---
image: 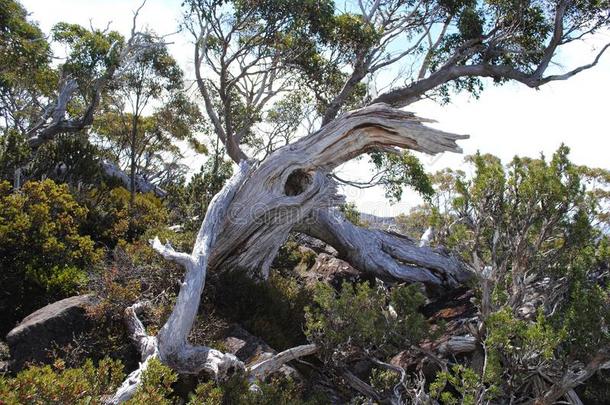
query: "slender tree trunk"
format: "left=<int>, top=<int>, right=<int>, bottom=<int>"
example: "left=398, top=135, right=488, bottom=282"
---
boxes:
left=129, top=112, right=138, bottom=207
left=212, top=135, right=220, bottom=176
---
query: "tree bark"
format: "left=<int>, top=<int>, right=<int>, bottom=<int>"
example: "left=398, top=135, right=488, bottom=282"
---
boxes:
left=296, top=208, right=471, bottom=288
left=207, top=103, right=469, bottom=287
left=129, top=109, right=139, bottom=207
left=110, top=103, right=470, bottom=402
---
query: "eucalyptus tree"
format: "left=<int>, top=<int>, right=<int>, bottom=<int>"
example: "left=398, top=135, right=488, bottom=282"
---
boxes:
left=178, top=0, right=610, bottom=283
left=0, top=0, right=53, bottom=181
left=23, top=17, right=157, bottom=149
left=93, top=43, right=203, bottom=202
left=0, top=0, right=169, bottom=188
left=0, top=0, right=54, bottom=134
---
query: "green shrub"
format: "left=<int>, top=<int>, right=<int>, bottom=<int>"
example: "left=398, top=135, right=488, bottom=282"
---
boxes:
left=273, top=236, right=317, bottom=271
left=0, top=129, right=30, bottom=182
left=215, top=270, right=313, bottom=350
left=0, top=357, right=124, bottom=404
left=0, top=355, right=323, bottom=404
left=0, top=180, right=102, bottom=334
left=339, top=202, right=367, bottom=227
left=189, top=375, right=324, bottom=405
left=430, top=364, right=495, bottom=405
left=84, top=236, right=188, bottom=367
left=28, top=133, right=106, bottom=186
left=129, top=358, right=178, bottom=404
left=82, top=186, right=168, bottom=247
left=305, top=281, right=428, bottom=363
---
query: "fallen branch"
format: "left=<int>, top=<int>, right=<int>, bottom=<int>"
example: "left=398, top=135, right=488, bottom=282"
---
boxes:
left=297, top=208, right=471, bottom=288
left=247, top=344, right=318, bottom=381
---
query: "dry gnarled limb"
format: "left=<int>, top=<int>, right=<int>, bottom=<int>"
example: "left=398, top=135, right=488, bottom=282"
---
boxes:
left=246, top=344, right=318, bottom=382
left=107, top=161, right=252, bottom=404
left=208, top=103, right=470, bottom=287
left=109, top=103, right=469, bottom=402
left=297, top=208, right=470, bottom=287
left=109, top=162, right=319, bottom=403
left=101, top=161, right=167, bottom=197
left=535, top=349, right=610, bottom=405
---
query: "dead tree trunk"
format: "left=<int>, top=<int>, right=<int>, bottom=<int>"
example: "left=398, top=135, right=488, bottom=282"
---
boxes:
left=296, top=208, right=470, bottom=287
left=109, top=161, right=319, bottom=403
left=110, top=104, right=469, bottom=402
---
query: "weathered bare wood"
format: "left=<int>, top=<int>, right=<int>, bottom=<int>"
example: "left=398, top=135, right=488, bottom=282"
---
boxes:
left=296, top=208, right=471, bottom=287
left=247, top=344, right=318, bottom=381
left=209, top=103, right=468, bottom=285
left=107, top=301, right=158, bottom=404
left=419, top=227, right=434, bottom=247
left=343, top=370, right=383, bottom=402
left=534, top=349, right=610, bottom=405
left=101, top=161, right=167, bottom=197
left=125, top=301, right=157, bottom=359
left=108, top=162, right=251, bottom=403
left=109, top=161, right=318, bottom=403
left=437, top=335, right=477, bottom=355
left=153, top=161, right=252, bottom=376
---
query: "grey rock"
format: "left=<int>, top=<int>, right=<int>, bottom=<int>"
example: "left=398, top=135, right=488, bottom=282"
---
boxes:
left=304, top=253, right=361, bottom=288
left=6, top=294, right=98, bottom=372
left=223, top=324, right=301, bottom=380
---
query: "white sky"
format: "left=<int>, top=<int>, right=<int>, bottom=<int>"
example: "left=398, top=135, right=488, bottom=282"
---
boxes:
left=21, top=0, right=610, bottom=216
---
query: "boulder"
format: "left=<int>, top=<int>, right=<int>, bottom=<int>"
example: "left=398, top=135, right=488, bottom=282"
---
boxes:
left=303, top=253, right=362, bottom=288
left=0, top=341, right=8, bottom=373
left=222, top=324, right=301, bottom=380
left=6, top=294, right=98, bottom=372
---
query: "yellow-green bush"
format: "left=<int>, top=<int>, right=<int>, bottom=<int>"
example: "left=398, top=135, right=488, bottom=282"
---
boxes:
left=0, top=180, right=102, bottom=334
left=0, top=356, right=323, bottom=405
left=130, top=358, right=324, bottom=405
left=273, top=236, right=317, bottom=271
left=83, top=186, right=168, bottom=247
left=0, top=358, right=124, bottom=404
